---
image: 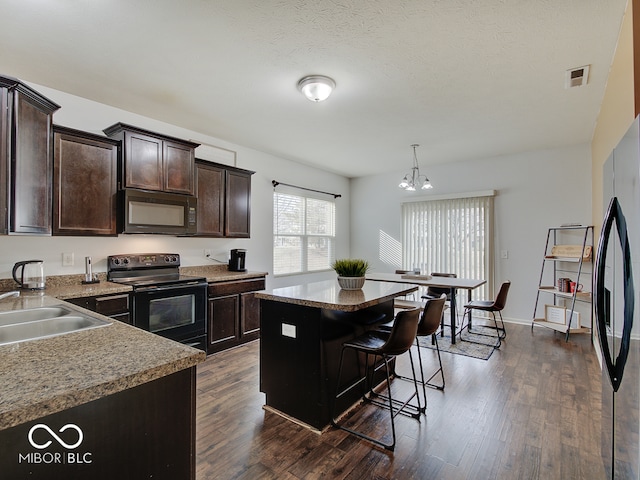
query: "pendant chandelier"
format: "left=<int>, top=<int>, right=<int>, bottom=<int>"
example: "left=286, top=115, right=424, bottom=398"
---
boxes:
left=399, top=144, right=432, bottom=191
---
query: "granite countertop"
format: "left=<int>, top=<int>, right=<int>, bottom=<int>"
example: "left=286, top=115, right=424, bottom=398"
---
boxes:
left=0, top=264, right=268, bottom=431
left=181, top=264, right=268, bottom=283
left=0, top=293, right=206, bottom=430
left=255, top=279, right=417, bottom=312
left=0, top=273, right=131, bottom=300
left=0, top=265, right=268, bottom=300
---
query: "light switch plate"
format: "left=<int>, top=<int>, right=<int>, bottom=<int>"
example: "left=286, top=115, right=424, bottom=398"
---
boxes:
left=281, top=323, right=296, bottom=338
left=62, top=252, right=74, bottom=266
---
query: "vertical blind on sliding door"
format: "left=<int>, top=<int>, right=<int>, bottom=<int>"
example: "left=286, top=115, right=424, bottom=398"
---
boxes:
left=401, top=194, right=494, bottom=299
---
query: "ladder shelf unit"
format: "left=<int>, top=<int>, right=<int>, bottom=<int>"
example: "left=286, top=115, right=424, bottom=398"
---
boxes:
left=531, top=225, right=594, bottom=341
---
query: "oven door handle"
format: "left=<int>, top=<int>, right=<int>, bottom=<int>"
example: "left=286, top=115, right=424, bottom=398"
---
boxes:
left=135, top=281, right=207, bottom=293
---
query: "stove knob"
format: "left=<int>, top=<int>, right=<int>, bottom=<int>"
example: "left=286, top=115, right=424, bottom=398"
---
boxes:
left=122, top=257, right=129, bottom=265
left=112, top=258, right=119, bottom=265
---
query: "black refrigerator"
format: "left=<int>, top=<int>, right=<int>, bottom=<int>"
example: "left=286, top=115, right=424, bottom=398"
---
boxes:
left=595, top=115, right=640, bottom=479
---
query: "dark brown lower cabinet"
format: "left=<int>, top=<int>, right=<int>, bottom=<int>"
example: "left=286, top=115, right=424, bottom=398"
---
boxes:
left=207, top=277, right=265, bottom=354
left=240, top=290, right=261, bottom=337
left=0, top=368, right=196, bottom=480
left=208, top=293, right=239, bottom=351
left=66, top=293, right=130, bottom=324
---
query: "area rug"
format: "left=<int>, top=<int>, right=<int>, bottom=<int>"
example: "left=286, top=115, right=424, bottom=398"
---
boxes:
left=417, top=325, right=498, bottom=360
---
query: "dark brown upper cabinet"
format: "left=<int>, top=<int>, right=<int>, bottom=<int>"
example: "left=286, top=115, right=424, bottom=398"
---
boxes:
left=53, top=125, right=119, bottom=236
left=195, top=160, right=224, bottom=237
left=0, top=75, right=60, bottom=235
left=225, top=167, right=253, bottom=237
left=103, top=123, right=199, bottom=195
left=195, top=159, right=254, bottom=238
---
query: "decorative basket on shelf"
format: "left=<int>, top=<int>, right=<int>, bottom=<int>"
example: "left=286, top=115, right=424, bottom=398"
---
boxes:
left=331, top=259, right=370, bottom=290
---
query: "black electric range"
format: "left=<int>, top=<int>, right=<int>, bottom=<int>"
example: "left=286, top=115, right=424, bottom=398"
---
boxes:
left=107, top=253, right=208, bottom=351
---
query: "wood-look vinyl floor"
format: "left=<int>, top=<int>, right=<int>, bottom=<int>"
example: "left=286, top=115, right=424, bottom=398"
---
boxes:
left=195, top=322, right=605, bottom=479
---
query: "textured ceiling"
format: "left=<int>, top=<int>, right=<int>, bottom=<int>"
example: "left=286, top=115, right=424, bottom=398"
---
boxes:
left=0, top=0, right=629, bottom=177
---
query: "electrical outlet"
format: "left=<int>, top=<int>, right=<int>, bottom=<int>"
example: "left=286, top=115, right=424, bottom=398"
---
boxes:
left=62, top=252, right=74, bottom=266
left=204, top=249, right=212, bottom=258
left=281, top=323, right=297, bottom=338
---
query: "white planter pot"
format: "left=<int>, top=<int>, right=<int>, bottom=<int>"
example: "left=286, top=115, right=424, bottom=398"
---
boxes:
left=337, top=276, right=365, bottom=290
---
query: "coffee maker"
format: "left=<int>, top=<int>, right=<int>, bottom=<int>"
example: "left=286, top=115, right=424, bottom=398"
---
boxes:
left=229, top=249, right=247, bottom=272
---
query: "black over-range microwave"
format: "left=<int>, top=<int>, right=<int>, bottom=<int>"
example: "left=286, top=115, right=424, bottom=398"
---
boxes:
left=122, top=188, right=197, bottom=235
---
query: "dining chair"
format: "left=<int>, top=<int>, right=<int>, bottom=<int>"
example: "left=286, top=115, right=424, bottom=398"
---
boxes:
left=460, top=280, right=511, bottom=348
left=330, top=307, right=421, bottom=451
left=395, top=269, right=420, bottom=303
left=423, top=272, right=457, bottom=300
left=421, top=272, right=457, bottom=331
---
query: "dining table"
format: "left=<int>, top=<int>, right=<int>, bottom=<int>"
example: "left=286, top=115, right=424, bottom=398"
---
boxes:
left=366, top=272, right=487, bottom=344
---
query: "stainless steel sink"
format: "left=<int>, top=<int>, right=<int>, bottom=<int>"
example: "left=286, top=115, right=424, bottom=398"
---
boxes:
left=0, top=306, right=73, bottom=327
left=0, top=305, right=111, bottom=346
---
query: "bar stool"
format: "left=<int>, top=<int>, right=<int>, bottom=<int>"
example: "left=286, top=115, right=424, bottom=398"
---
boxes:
left=330, top=308, right=421, bottom=451
left=378, top=294, right=447, bottom=411
left=412, top=294, right=446, bottom=396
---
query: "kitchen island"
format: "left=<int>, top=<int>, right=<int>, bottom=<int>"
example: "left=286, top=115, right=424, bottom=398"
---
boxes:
left=256, top=279, right=417, bottom=431
left=0, top=292, right=205, bottom=480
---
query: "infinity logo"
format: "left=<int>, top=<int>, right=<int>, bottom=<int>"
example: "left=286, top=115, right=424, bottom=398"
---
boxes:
left=28, top=424, right=83, bottom=450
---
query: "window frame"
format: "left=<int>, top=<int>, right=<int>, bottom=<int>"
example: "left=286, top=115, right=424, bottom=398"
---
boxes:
left=273, top=189, right=336, bottom=277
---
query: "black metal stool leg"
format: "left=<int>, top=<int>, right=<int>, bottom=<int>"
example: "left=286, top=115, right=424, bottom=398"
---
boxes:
left=332, top=350, right=400, bottom=451
left=415, top=339, right=427, bottom=412
left=367, top=351, right=422, bottom=418
left=330, top=308, right=422, bottom=451
left=424, top=334, right=445, bottom=391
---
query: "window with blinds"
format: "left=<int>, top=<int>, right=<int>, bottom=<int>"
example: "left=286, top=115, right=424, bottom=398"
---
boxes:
left=401, top=194, right=494, bottom=299
left=273, top=191, right=336, bottom=276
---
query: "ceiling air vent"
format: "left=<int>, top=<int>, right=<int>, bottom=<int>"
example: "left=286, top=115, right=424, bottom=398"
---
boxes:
left=565, top=65, right=590, bottom=88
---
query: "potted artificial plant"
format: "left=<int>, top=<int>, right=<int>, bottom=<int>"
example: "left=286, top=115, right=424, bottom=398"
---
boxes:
left=331, top=258, right=370, bottom=290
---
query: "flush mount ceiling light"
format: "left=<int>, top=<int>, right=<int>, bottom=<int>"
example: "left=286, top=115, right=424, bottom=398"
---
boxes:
left=399, top=144, right=433, bottom=191
left=297, top=75, right=335, bottom=102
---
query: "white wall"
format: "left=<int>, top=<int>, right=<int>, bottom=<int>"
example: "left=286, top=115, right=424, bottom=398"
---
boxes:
left=0, top=84, right=351, bottom=289
left=350, top=145, right=593, bottom=323
left=0, top=81, right=594, bottom=319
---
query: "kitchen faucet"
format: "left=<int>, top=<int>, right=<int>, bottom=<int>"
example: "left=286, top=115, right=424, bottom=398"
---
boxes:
left=0, top=291, right=20, bottom=301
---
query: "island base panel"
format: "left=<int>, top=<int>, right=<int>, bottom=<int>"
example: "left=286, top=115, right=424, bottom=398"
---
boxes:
left=0, top=367, right=196, bottom=480
left=260, top=299, right=394, bottom=430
